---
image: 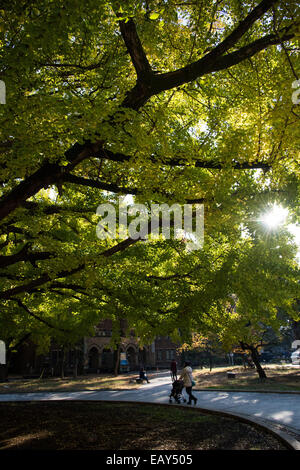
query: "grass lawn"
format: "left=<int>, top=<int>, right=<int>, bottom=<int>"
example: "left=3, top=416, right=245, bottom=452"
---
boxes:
left=0, top=372, right=141, bottom=394
left=193, top=365, right=300, bottom=392
left=1, top=364, right=299, bottom=394
left=0, top=401, right=289, bottom=450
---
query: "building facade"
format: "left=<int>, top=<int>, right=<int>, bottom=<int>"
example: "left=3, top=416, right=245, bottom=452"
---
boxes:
left=83, top=321, right=182, bottom=372
left=7, top=319, right=182, bottom=376
left=83, top=320, right=156, bottom=372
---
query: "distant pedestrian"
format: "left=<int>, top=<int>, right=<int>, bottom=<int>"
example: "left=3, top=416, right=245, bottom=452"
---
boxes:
left=179, top=361, right=197, bottom=405
left=170, top=359, right=177, bottom=381
left=139, top=367, right=150, bottom=383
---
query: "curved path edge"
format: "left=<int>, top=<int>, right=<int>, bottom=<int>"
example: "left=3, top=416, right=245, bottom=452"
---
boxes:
left=102, top=399, right=300, bottom=451
left=1, top=395, right=299, bottom=450
left=195, top=389, right=300, bottom=395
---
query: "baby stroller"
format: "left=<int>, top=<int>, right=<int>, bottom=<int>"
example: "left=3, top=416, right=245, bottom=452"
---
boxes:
left=169, top=379, right=186, bottom=404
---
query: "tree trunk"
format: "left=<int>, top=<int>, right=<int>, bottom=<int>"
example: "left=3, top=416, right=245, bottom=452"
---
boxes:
left=249, top=346, right=267, bottom=379
left=3, top=334, right=31, bottom=380
left=3, top=348, right=12, bottom=380
left=0, top=364, right=7, bottom=381
left=208, top=351, right=212, bottom=371
left=114, top=345, right=121, bottom=376
left=73, top=350, right=78, bottom=379
left=292, top=320, right=300, bottom=340
left=180, top=350, right=186, bottom=367
left=239, top=342, right=267, bottom=379
left=61, top=347, right=65, bottom=379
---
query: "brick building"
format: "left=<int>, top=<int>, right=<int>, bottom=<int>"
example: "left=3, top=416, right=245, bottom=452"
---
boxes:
left=154, top=336, right=181, bottom=368
left=83, top=321, right=181, bottom=372
left=83, top=319, right=156, bottom=372
left=7, top=319, right=182, bottom=376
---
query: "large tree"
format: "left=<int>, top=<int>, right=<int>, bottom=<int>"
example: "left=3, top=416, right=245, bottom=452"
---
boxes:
left=0, top=0, right=299, bottom=358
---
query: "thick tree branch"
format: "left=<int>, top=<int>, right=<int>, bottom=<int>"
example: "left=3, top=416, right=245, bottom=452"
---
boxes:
left=146, top=273, right=192, bottom=282
left=14, top=299, right=71, bottom=332
left=118, top=18, right=152, bottom=79
left=21, top=201, right=97, bottom=214
left=0, top=149, right=270, bottom=224
left=0, top=141, right=103, bottom=221
left=0, top=162, right=61, bottom=222
left=81, top=146, right=271, bottom=170
left=151, top=27, right=295, bottom=93
left=0, top=243, right=30, bottom=268
left=63, top=172, right=205, bottom=203
left=7, top=333, right=32, bottom=354
left=121, top=0, right=279, bottom=107
left=0, top=2, right=294, bottom=222
left=209, top=29, right=296, bottom=74
left=93, top=147, right=271, bottom=170
left=0, top=225, right=26, bottom=236
left=48, top=282, right=88, bottom=295
left=0, top=265, right=85, bottom=300
left=64, top=140, right=103, bottom=169
left=0, top=223, right=152, bottom=298
left=62, top=173, right=139, bottom=195
left=199, top=0, right=278, bottom=61
left=0, top=244, right=52, bottom=268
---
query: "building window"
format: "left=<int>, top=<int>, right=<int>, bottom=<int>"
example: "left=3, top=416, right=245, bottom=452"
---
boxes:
left=95, top=330, right=112, bottom=337
left=166, top=350, right=175, bottom=360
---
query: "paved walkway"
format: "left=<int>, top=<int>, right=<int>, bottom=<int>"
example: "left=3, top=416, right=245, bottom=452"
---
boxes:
left=1, top=371, right=299, bottom=443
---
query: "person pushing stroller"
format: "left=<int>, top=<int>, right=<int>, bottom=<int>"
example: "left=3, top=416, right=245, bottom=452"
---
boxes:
left=169, top=378, right=186, bottom=404
left=179, top=361, right=197, bottom=405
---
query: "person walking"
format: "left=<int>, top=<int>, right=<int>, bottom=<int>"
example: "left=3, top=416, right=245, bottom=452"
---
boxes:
left=179, top=361, right=197, bottom=405
left=170, top=359, right=177, bottom=381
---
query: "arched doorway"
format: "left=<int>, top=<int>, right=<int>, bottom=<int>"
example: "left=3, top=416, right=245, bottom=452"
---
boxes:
left=127, top=346, right=137, bottom=370
left=101, top=348, right=113, bottom=371
left=88, top=347, right=99, bottom=370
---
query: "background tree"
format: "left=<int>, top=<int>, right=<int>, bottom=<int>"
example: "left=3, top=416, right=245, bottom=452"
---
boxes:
left=178, top=332, right=224, bottom=370
left=207, top=228, right=300, bottom=378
